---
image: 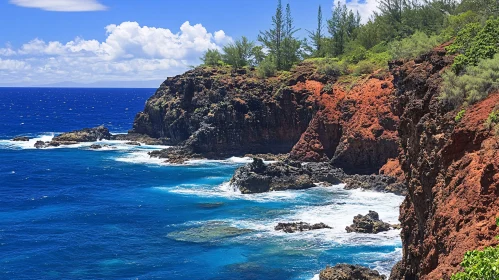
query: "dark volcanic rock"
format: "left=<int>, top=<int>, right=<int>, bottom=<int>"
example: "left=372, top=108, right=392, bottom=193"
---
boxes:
left=230, top=158, right=342, bottom=194
left=319, top=264, right=386, bottom=280
left=345, top=211, right=391, bottom=234
left=275, top=222, right=331, bottom=233
left=343, top=174, right=406, bottom=196
left=130, top=63, right=333, bottom=158
left=52, top=125, right=111, bottom=142
left=89, top=144, right=103, bottom=149
left=230, top=159, right=404, bottom=195
left=34, top=140, right=46, bottom=149
left=148, top=146, right=203, bottom=164
left=125, top=141, right=141, bottom=146
left=12, top=136, right=29, bottom=141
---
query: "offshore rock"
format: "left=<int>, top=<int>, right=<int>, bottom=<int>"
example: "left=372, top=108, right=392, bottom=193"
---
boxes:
left=52, top=125, right=111, bottom=142
left=230, top=159, right=404, bottom=195
left=12, top=136, right=29, bottom=141
left=345, top=211, right=392, bottom=234
left=319, top=264, right=386, bottom=280
left=275, top=222, right=331, bottom=233
left=230, top=158, right=342, bottom=194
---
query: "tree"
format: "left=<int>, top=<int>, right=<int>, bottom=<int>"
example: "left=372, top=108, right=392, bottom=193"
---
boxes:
left=327, top=2, right=361, bottom=56
left=222, top=36, right=255, bottom=68
left=307, top=5, right=325, bottom=57
left=281, top=3, right=301, bottom=70
left=201, top=49, right=223, bottom=66
left=258, top=0, right=284, bottom=70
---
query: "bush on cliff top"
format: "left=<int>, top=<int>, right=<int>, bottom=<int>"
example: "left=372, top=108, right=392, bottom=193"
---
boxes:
left=447, top=17, right=499, bottom=73
left=389, top=31, right=442, bottom=60
left=440, top=54, right=499, bottom=107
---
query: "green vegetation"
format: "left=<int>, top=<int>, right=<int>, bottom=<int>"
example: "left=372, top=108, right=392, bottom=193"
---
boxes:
left=440, top=54, right=499, bottom=107
left=447, top=17, right=499, bottom=73
left=451, top=218, right=499, bottom=279
left=199, top=0, right=499, bottom=92
left=455, top=109, right=466, bottom=122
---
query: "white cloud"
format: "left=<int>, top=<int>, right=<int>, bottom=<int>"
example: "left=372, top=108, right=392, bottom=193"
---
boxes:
left=10, top=0, right=107, bottom=12
left=336, top=0, right=379, bottom=24
left=0, top=21, right=232, bottom=86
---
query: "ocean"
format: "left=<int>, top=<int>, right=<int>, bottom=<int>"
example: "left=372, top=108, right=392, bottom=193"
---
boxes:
left=0, top=87, right=403, bottom=279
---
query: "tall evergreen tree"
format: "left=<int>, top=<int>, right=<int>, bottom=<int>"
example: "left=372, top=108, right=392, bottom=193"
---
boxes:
left=307, top=5, right=324, bottom=57
left=281, top=3, right=301, bottom=70
left=258, top=0, right=284, bottom=70
left=328, top=2, right=361, bottom=56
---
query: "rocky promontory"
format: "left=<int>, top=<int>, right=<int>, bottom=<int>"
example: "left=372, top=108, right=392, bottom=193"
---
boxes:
left=130, top=62, right=400, bottom=175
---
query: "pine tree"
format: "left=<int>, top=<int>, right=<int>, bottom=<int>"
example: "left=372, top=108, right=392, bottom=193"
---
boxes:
left=281, top=3, right=301, bottom=70
left=258, top=0, right=284, bottom=70
left=307, top=5, right=324, bottom=57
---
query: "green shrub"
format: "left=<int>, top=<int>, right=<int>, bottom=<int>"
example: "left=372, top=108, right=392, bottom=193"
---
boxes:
left=455, top=109, right=466, bottom=122
left=312, top=57, right=349, bottom=76
left=389, top=31, right=442, bottom=60
left=440, top=54, right=499, bottom=107
left=353, top=60, right=376, bottom=76
left=451, top=219, right=499, bottom=280
left=257, top=57, right=277, bottom=78
left=447, top=18, right=499, bottom=73
left=485, top=108, right=499, bottom=129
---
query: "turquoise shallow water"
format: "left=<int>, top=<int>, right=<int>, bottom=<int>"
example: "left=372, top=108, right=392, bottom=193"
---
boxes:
left=0, top=88, right=403, bottom=279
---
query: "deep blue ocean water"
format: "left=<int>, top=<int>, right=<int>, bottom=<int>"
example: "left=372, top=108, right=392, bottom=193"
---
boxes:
left=0, top=87, right=403, bottom=279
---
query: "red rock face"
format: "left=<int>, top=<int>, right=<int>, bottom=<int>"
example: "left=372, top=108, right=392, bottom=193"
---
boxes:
left=390, top=45, right=499, bottom=279
left=290, top=74, right=400, bottom=174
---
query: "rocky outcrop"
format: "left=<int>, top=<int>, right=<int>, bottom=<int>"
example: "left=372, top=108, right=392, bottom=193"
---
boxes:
left=111, top=133, right=169, bottom=145
left=289, top=74, right=400, bottom=174
left=230, top=159, right=405, bottom=195
left=52, top=125, right=111, bottom=142
left=389, top=45, right=499, bottom=279
left=275, top=222, right=331, bottom=233
left=230, top=158, right=344, bottom=193
left=345, top=211, right=392, bottom=234
left=130, top=63, right=400, bottom=174
left=343, top=174, right=406, bottom=196
left=12, top=136, right=29, bottom=141
left=131, top=64, right=329, bottom=158
left=319, top=264, right=386, bottom=280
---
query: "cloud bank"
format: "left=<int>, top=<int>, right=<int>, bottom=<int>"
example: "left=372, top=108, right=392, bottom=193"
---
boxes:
left=10, top=0, right=107, bottom=12
left=0, top=21, right=231, bottom=87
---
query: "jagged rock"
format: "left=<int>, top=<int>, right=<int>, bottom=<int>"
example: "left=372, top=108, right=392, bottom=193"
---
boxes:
left=319, top=264, right=386, bottom=280
left=34, top=140, right=46, bottom=149
left=52, top=125, right=111, bottom=143
left=275, top=222, right=331, bottom=233
left=345, top=211, right=391, bottom=234
left=230, top=159, right=404, bottom=195
left=12, top=136, right=29, bottom=141
left=125, top=141, right=141, bottom=146
left=230, top=158, right=342, bottom=194
left=89, top=144, right=103, bottom=149
left=343, top=174, right=407, bottom=196
left=130, top=64, right=328, bottom=159
left=389, top=45, right=499, bottom=279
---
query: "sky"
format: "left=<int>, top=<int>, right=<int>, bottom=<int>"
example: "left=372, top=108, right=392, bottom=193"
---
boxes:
left=0, top=0, right=378, bottom=88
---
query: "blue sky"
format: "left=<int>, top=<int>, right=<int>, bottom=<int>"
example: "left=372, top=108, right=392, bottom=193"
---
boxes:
left=0, top=0, right=377, bottom=87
